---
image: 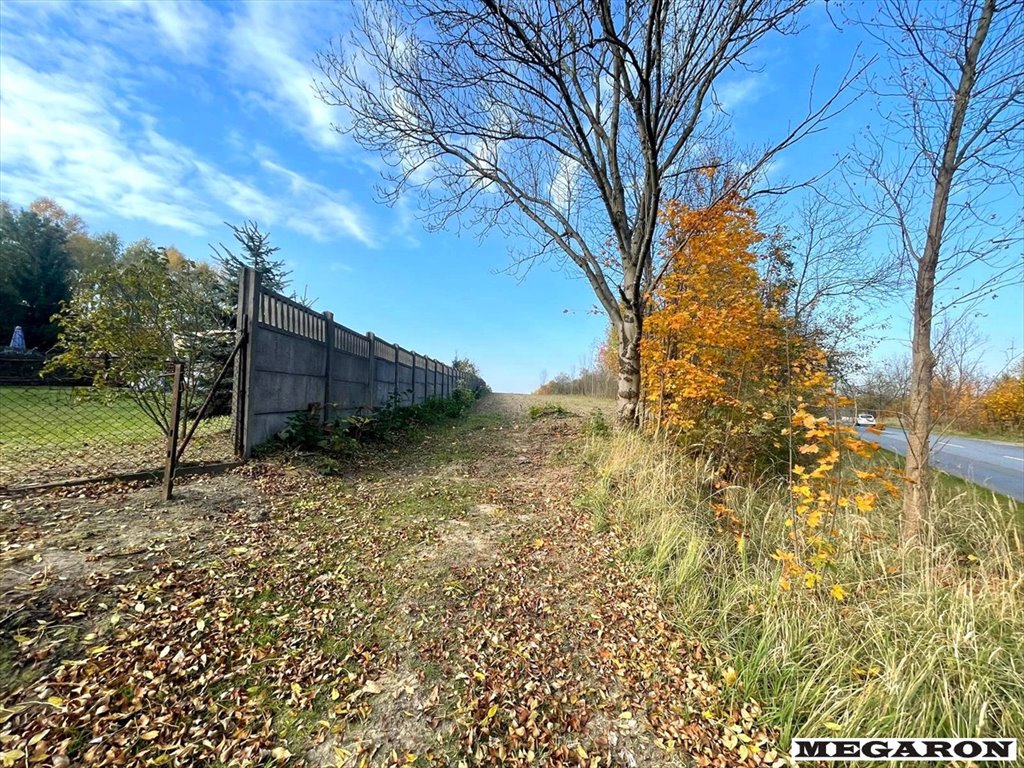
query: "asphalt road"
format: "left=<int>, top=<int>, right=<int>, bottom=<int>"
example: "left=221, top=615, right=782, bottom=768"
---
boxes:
left=857, top=427, right=1024, bottom=501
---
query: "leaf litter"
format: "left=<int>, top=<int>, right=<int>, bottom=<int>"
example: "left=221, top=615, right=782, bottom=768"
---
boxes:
left=1, top=394, right=785, bottom=767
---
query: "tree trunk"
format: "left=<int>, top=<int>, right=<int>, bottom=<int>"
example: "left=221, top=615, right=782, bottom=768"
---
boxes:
left=903, top=300, right=935, bottom=541
left=616, top=309, right=642, bottom=427
left=900, top=0, right=993, bottom=541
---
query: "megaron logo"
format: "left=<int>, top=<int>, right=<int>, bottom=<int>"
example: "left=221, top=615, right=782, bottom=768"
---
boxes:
left=792, top=738, right=1017, bottom=762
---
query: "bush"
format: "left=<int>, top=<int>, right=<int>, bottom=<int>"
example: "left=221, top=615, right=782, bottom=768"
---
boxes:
left=584, top=408, right=611, bottom=437
left=528, top=402, right=571, bottom=420
left=276, top=386, right=481, bottom=455
left=278, top=408, right=323, bottom=451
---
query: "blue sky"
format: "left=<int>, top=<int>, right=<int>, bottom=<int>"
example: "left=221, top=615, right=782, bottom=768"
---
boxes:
left=1, top=1, right=1021, bottom=392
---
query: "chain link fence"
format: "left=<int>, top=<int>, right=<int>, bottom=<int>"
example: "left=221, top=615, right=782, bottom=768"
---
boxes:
left=0, top=352, right=235, bottom=492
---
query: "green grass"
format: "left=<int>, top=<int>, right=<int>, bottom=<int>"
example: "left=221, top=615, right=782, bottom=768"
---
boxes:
left=0, top=386, right=232, bottom=486
left=578, top=429, right=1024, bottom=747
left=0, top=386, right=161, bottom=447
left=870, top=446, right=1023, bottom=517
left=528, top=402, right=572, bottom=419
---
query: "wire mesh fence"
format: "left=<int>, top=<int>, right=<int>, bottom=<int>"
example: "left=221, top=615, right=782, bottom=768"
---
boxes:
left=0, top=354, right=236, bottom=492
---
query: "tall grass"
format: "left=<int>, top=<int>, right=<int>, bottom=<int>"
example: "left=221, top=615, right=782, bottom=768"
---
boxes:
left=581, top=431, right=1024, bottom=745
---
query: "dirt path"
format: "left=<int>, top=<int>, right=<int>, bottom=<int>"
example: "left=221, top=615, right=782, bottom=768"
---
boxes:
left=1, top=394, right=775, bottom=767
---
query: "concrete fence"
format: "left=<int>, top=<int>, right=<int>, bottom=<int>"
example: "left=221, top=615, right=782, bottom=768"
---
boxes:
left=233, top=268, right=473, bottom=456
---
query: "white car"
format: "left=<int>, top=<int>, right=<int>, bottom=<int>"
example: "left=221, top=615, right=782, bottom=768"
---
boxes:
left=855, top=413, right=877, bottom=427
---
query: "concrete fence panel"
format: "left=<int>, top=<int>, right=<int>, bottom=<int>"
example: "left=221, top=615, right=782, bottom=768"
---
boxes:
left=236, top=268, right=473, bottom=456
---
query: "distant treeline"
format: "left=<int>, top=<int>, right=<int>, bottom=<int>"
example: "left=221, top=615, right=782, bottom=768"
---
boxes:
left=535, top=332, right=617, bottom=398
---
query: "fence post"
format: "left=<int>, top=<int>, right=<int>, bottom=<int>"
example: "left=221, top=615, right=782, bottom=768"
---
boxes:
left=393, top=343, right=401, bottom=405
left=162, top=362, right=185, bottom=501
left=323, top=311, right=334, bottom=423
left=232, top=268, right=248, bottom=457
left=240, top=269, right=261, bottom=458
left=366, top=332, right=376, bottom=413
left=411, top=353, right=417, bottom=405
left=432, top=360, right=438, bottom=399
left=233, top=267, right=261, bottom=459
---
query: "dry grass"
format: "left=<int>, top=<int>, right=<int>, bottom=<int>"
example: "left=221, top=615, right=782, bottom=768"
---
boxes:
left=579, top=429, right=1024, bottom=745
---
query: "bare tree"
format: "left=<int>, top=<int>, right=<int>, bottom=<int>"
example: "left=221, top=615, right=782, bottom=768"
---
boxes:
left=853, top=353, right=912, bottom=418
left=772, top=186, right=899, bottom=378
left=315, top=0, right=860, bottom=425
left=850, top=0, right=1023, bottom=539
left=930, top=316, right=989, bottom=434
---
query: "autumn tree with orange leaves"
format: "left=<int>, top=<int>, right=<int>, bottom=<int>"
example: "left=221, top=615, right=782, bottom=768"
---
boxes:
left=645, top=192, right=899, bottom=596
left=641, top=192, right=811, bottom=476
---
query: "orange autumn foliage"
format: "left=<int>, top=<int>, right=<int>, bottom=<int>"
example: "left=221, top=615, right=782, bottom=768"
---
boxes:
left=641, top=192, right=802, bottom=475
left=643, top=191, right=900, bottom=598
left=642, top=194, right=774, bottom=417
left=980, top=365, right=1024, bottom=432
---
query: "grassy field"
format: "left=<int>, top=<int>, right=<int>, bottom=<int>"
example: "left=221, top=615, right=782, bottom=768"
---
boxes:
left=577, top=417, right=1023, bottom=746
left=0, top=386, right=231, bottom=487
left=0, top=386, right=163, bottom=447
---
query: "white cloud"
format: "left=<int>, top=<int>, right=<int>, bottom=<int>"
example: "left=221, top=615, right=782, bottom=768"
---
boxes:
left=714, top=75, right=761, bottom=113
left=0, top=55, right=210, bottom=233
left=260, top=161, right=375, bottom=247
left=226, top=1, right=349, bottom=151
left=549, top=155, right=581, bottom=214
left=0, top=0, right=381, bottom=251
left=143, top=0, right=217, bottom=60
left=0, top=49, right=374, bottom=245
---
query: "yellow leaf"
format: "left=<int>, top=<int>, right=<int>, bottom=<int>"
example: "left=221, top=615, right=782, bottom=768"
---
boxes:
left=271, top=747, right=292, bottom=761
left=196, top=618, right=206, bottom=631
left=824, top=721, right=843, bottom=731
left=576, top=745, right=589, bottom=760
left=619, top=710, right=633, bottom=719
left=1, top=750, right=25, bottom=767
left=141, top=730, right=159, bottom=740
left=854, top=493, right=876, bottom=512
left=830, top=584, right=847, bottom=601
left=761, top=411, right=775, bottom=420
